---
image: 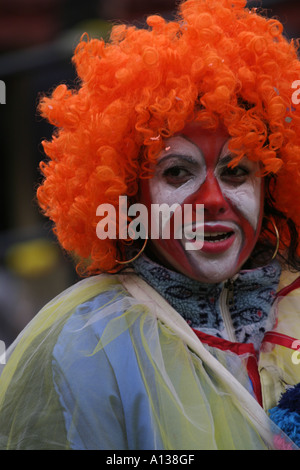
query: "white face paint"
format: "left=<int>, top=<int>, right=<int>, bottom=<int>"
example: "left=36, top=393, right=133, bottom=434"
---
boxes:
left=140, top=124, right=264, bottom=283
left=217, top=143, right=262, bottom=232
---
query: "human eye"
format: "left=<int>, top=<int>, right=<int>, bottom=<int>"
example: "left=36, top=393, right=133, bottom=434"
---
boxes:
left=162, top=164, right=193, bottom=187
left=220, top=164, right=250, bottom=185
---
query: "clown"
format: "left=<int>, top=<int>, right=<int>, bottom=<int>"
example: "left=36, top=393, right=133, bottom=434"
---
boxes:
left=0, top=0, right=300, bottom=450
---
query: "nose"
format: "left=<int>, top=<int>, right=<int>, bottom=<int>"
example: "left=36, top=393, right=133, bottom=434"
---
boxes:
left=192, top=172, right=229, bottom=217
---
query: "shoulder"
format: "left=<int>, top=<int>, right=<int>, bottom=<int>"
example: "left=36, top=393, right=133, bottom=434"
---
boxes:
left=2, top=273, right=127, bottom=365
left=53, top=274, right=138, bottom=362
left=0, top=273, right=157, bottom=449
left=51, top=274, right=158, bottom=449
left=275, top=268, right=300, bottom=331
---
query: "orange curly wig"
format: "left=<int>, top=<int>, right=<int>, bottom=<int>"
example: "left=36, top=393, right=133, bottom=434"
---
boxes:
left=37, top=0, right=300, bottom=275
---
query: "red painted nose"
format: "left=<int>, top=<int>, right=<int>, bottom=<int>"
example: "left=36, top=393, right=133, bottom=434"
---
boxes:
left=190, top=172, right=230, bottom=217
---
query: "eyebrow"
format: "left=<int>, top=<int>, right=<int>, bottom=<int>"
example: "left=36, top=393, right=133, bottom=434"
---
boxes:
left=156, top=153, right=201, bottom=167
left=217, top=154, right=234, bottom=168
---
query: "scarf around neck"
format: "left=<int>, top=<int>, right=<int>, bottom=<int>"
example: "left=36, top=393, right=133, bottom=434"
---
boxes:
left=132, top=254, right=281, bottom=351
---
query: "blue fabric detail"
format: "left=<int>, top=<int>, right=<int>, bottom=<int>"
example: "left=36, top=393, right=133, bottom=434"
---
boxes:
left=133, top=255, right=281, bottom=350
left=276, top=383, right=300, bottom=413
left=269, top=405, right=300, bottom=447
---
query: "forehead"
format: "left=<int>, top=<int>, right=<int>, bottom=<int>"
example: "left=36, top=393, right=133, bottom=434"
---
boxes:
left=180, top=123, right=229, bottom=155
left=158, top=123, right=230, bottom=165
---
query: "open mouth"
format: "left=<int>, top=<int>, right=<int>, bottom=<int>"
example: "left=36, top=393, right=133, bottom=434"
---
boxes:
left=182, top=223, right=236, bottom=253
left=204, top=231, right=234, bottom=243
left=199, top=226, right=236, bottom=253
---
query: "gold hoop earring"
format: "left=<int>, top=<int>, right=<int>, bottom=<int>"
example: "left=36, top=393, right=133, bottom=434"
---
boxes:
left=264, top=216, right=280, bottom=260
left=115, top=237, right=148, bottom=265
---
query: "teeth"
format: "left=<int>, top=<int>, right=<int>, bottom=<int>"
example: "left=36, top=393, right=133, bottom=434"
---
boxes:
left=204, top=231, right=232, bottom=242
left=205, top=232, right=228, bottom=237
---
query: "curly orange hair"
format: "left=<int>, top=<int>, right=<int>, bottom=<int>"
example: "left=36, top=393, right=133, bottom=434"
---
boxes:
left=37, top=0, right=300, bottom=275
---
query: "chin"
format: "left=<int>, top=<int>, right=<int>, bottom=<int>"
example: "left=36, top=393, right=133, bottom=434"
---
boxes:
left=151, top=239, right=244, bottom=284
left=167, top=254, right=238, bottom=283
left=182, top=235, right=248, bottom=283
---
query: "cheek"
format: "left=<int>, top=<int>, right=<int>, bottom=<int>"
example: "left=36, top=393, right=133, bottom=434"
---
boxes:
left=222, top=179, right=264, bottom=265
left=150, top=179, right=204, bottom=208
left=139, top=179, right=193, bottom=264
left=221, top=178, right=263, bottom=231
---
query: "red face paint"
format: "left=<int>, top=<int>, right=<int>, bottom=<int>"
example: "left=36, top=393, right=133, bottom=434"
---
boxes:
left=140, top=122, right=264, bottom=283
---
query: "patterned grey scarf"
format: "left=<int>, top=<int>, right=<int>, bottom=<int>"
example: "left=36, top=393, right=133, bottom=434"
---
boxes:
left=132, top=254, right=281, bottom=351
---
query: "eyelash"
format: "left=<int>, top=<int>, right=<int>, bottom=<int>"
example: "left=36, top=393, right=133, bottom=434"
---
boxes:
left=220, top=165, right=250, bottom=182
left=161, top=156, right=252, bottom=192
left=162, top=166, right=193, bottom=186
left=163, top=163, right=249, bottom=180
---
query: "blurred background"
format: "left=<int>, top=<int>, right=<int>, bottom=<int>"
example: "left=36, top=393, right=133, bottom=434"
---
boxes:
left=0, top=0, right=299, bottom=347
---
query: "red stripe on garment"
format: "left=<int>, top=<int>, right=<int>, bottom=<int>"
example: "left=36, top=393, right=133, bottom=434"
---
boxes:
left=192, top=328, right=262, bottom=406
left=192, top=328, right=256, bottom=355
left=276, top=275, right=300, bottom=298
left=189, top=277, right=300, bottom=408
left=263, top=331, right=300, bottom=350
